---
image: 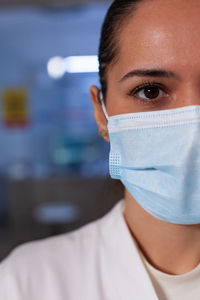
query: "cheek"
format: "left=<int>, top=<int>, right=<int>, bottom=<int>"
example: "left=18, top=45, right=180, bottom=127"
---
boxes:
left=105, top=65, right=136, bottom=115
left=105, top=70, right=152, bottom=116
left=105, top=82, right=141, bottom=117
left=105, top=79, right=127, bottom=116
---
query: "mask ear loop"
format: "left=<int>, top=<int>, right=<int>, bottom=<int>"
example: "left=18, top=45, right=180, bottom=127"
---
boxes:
left=99, top=91, right=109, bottom=121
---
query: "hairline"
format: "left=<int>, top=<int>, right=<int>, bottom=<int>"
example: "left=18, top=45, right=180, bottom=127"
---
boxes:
left=100, top=0, right=147, bottom=101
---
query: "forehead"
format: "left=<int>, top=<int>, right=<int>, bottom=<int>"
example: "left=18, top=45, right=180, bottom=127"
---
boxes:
left=113, top=0, right=200, bottom=76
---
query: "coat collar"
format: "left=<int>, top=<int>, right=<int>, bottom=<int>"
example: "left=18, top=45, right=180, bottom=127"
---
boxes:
left=100, top=200, right=159, bottom=300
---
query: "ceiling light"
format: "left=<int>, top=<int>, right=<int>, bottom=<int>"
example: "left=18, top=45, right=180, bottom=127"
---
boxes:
left=47, top=55, right=99, bottom=79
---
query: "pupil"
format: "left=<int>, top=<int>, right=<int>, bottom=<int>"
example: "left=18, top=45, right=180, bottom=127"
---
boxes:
left=144, top=86, right=159, bottom=99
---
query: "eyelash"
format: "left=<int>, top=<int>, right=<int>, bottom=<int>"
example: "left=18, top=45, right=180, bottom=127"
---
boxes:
left=127, top=81, right=168, bottom=104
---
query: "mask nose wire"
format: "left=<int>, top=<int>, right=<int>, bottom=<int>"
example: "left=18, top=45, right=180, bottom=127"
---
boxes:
left=99, top=91, right=109, bottom=121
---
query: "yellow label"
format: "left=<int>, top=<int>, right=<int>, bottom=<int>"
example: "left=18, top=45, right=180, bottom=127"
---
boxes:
left=3, top=88, right=29, bottom=127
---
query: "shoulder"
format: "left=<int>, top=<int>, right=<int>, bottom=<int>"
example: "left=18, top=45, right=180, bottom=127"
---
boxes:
left=0, top=200, right=130, bottom=300
left=2, top=200, right=124, bottom=262
left=0, top=200, right=124, bottom=287
left=0, top=218, right=101, bottom=273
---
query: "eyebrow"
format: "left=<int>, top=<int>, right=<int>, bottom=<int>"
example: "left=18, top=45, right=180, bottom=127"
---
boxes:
left=119, top=69, right=180, bottom=82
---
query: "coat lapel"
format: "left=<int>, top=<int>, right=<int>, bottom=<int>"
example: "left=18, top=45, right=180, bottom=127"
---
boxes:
left=100, top=200, right=159, bottom=300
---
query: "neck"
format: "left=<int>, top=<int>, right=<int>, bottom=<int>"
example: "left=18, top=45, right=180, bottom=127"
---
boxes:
left=124, top=189, right=200, bottom=275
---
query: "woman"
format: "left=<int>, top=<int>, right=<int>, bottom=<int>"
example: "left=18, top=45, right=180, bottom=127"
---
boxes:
left=1, top=0, right=200, bottom=299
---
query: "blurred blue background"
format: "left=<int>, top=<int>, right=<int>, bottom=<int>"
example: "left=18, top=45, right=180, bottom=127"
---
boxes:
left=0, top=0, right=124, bottom=261
left=0, top=3, right=110, bottom=179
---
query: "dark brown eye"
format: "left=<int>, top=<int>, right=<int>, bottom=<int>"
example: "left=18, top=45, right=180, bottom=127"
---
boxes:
left=135, top=85, right=165, bottom=100
left=143, top=86, right=160, bottom=99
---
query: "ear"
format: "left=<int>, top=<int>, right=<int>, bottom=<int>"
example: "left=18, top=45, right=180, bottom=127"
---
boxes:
left=90, top=85, right=110, bottom=142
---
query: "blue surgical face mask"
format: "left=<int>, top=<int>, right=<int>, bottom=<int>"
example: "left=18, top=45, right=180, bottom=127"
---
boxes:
left=100, top=92, right=200, bottom=224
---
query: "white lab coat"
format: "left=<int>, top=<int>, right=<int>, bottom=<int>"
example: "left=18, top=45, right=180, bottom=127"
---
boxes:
left=0, top=199, right=158, bottom=300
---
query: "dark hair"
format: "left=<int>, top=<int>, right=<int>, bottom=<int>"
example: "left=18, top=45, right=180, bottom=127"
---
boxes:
left=99, top=0, right=145, bottom=99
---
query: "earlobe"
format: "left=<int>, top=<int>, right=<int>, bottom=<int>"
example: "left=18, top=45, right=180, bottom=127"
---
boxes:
left=98, top=129, right=110, bottom=142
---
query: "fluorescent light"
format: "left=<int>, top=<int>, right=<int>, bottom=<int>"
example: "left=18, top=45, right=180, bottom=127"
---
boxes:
left=64, top=56, right=99, bottom=73
left=47, top=56, right=66, bottom=79
left=47, top=55, right=99, bottom=78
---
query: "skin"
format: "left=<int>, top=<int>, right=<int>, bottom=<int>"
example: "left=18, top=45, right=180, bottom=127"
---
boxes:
left=90, top=0, right=200, bottom=275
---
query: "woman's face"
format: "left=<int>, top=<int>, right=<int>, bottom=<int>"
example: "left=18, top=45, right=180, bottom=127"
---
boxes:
left=90, top=0, right=200, bottom=132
